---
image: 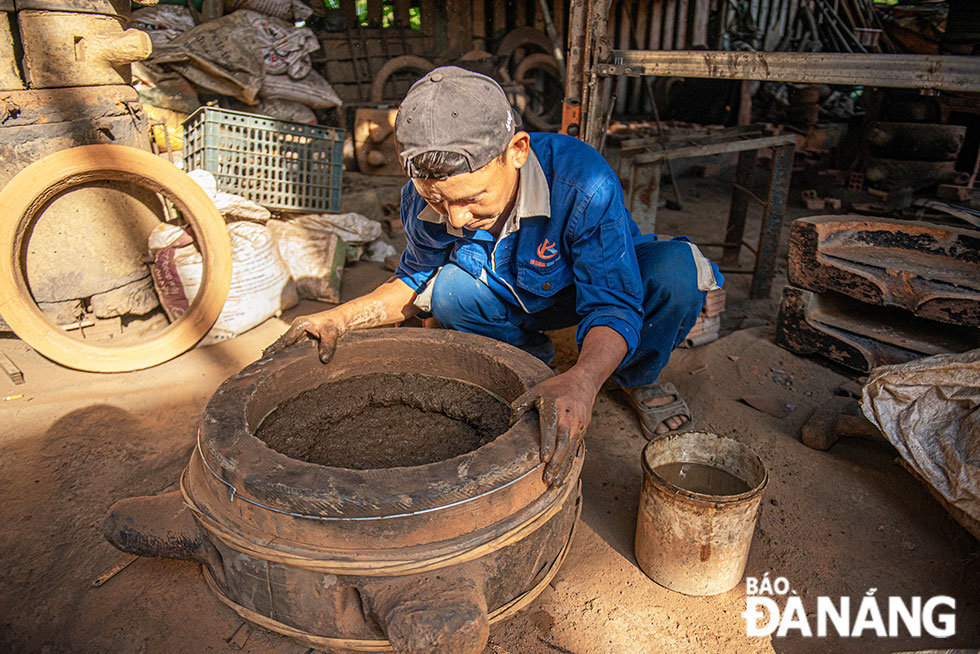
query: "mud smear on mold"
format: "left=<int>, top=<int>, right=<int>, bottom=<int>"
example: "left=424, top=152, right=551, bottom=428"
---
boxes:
left=255, top=373, right=511, bottom=469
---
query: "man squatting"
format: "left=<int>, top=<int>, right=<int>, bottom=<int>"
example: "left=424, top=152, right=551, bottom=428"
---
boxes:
left=266, top=66, right=723, bottom=487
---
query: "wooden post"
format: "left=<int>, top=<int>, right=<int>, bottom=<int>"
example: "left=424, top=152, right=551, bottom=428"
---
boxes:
left=394, top=0, right=411, bottom=28
left=473, top=0, right=486, bottom=49
left=341, top=0, right=358, bottom=26
left=446, top=0, right=472, bottom=55
left=615, top=0, right=629, bottom=114
left=692, top=0, right=709, bottom=47
left=662, top=0, right=676, bottom=51
left=553, top=0, right=565, bottom=45
left=493, top=0, right=507, bottom=38
left=366, top=0, right=383, bottom=27
left=630, top=1, right=650, bottom=114
left=738, top=79, right=753, bottom=125
left=675, top=0, right=689, bottom=48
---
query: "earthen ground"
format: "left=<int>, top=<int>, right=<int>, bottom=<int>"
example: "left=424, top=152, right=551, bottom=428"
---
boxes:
left=1, top=164, right=978, bottom=654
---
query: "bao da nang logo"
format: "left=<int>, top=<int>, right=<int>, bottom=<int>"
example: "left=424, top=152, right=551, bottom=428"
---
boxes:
left=742, top=574, right=956, bottom=638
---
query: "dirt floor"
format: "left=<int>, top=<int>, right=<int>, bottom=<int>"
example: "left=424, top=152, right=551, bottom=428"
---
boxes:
left=1, top=159, right=978, bottom=654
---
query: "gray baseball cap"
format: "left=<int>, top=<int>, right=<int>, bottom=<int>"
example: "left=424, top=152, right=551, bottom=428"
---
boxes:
left=395, top=65, right=522, bottom=177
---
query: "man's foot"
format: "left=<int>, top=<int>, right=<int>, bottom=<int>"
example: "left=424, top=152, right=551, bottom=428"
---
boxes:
left=622, top=382, right=692, bottom=439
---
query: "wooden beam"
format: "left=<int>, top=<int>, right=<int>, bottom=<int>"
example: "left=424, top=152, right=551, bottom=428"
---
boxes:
left=597, top=51, right=980, bottom=93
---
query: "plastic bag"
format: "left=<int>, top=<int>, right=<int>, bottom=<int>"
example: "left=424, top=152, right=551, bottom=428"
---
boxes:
left=267, top=218, right=347, bottom=303
left=149, top=221, right=297, bottom=344
left=863, top=350, right=980, bottom=538
left=364, top=238, right=397, bottom=262
left=188, top=169, right=272, bottom=223
left=287, top=212, right=382, bottom=245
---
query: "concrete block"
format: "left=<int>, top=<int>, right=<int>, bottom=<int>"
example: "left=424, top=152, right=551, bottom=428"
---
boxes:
left=15, top=0, right=129, bottom=18
left=0, top=13, right=23, bottom=90
left=89, top=275, right=159, bottom=318
left=18, top=10, right=150, bottom=88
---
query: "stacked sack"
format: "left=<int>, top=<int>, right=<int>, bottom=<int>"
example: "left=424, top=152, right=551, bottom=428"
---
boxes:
left=128, top=1, right=340, bottom=130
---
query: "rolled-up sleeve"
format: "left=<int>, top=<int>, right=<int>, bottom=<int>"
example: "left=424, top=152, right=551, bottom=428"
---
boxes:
left=568, top=173, right=644, bottom=361
left=394, top=185, right=452, bottom=292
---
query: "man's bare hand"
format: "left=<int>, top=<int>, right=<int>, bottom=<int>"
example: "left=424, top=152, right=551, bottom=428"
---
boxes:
left=263, top=312, right=347, bottom=363
left=511, top=368, right=598, bottom=487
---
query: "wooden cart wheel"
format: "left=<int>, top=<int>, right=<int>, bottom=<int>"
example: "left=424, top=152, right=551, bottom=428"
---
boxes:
left=0, top=144, right=232, bottom=373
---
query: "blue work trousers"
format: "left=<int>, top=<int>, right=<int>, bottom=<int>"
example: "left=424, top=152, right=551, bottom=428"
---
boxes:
left=429, top=238, right=716, bottom=388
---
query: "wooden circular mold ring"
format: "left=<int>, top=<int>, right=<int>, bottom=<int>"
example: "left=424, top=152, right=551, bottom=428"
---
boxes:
left=0, top=145, right=232, bottom=372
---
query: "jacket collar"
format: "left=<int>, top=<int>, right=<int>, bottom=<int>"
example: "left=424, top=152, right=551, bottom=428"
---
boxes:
left=416, top=149, right=551, bottom=238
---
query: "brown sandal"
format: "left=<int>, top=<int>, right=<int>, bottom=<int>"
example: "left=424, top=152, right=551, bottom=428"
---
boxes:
left=625, top=382, right=692, bottom=440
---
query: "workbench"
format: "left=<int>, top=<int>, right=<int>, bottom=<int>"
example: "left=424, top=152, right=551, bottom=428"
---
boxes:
left=618, top=125, right=797, bottom=299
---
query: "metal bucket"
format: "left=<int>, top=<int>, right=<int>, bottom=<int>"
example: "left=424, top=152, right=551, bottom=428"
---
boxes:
left=634, top=431, right=768, bottom=596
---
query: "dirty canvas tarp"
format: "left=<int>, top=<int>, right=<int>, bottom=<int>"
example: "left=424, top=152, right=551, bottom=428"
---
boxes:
left=862, top=350, right=980, bottom=537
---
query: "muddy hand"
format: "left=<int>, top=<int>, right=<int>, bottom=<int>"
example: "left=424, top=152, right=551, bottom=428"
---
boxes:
left=262, top=314, right=346, bottom=364
left=511, top=370, right=595, bottom=487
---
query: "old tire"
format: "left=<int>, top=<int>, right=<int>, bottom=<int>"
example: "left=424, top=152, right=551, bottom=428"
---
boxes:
left=0, top=144, right=232, bottom=373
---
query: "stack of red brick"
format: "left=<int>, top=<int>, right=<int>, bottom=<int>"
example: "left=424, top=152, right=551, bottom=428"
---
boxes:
left=682, top=288, right=725, bottom=347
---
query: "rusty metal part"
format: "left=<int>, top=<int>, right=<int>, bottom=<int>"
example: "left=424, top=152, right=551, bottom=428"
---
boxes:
left=103, top=329, right=584, bottom=654
left=867, top=122, right=966, bottom=162
left=775, top=286, right=980, bottom=373
left=370, top=55, right=434, bottom=104
left=787, top=216, right=980, bottom=327
left=597, top=51, right=980, bottom=94
left=561, top=0, right=586, bottom=137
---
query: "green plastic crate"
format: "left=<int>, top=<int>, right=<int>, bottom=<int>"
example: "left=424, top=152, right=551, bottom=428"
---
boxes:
left=182, top=107, right=344, bottom=213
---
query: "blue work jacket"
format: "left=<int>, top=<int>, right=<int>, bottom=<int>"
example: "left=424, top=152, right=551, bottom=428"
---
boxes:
left=395, top=132, right=647, bottom=359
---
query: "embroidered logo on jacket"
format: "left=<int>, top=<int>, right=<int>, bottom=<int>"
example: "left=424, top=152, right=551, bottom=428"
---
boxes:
left=536, top=238, right=558, bottom=260
left=530, top=238, right=559, bottom=268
